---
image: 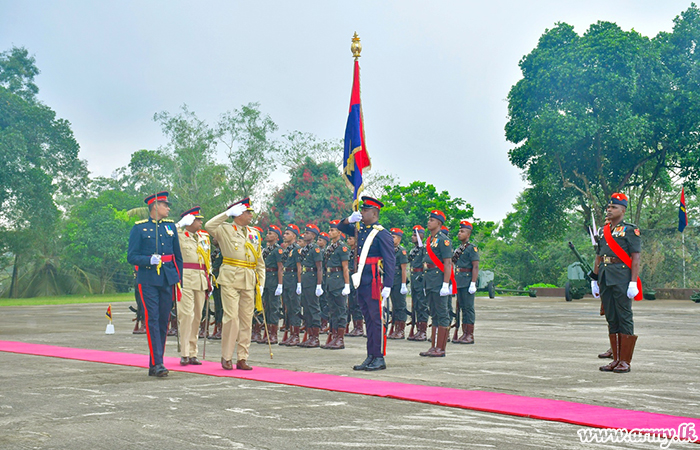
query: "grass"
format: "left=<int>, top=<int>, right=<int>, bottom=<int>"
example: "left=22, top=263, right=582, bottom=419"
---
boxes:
left=0, top=292, right=134, bottom=307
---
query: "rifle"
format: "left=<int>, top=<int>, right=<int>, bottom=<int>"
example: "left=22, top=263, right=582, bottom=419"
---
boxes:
left=452, top=295, right=461, bottom=341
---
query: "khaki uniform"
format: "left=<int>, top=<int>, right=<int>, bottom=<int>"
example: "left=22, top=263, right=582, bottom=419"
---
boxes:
left=177, top=228, right=211, bottom=358
left=206, top=212, right=266, bottom=362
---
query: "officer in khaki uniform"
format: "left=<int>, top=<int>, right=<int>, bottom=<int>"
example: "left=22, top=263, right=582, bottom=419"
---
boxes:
left=175, top=206, right=211, bottom=365
left=205, top=198, right=265, bottom=370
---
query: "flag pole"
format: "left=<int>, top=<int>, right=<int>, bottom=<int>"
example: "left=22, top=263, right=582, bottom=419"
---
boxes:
left=682, top=232, right=686, bottom=289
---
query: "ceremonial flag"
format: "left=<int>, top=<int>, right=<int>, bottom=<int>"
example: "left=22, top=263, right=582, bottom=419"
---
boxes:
left=679, top=187, right=688, bottom=233
left=343, top=59, right=371, bottom=208
left=105, top=304, right=112, bottom=322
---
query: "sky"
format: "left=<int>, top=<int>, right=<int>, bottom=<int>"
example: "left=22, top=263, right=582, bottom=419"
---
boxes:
left=0, top=0, right=694, bottom=222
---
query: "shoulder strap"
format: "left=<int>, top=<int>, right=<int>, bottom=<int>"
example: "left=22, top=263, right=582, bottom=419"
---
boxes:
left=351, top=228, right=380, bottom=288
left=603, top=224, right=643, bottom=300
left=425, top=235, right=456, bottom=294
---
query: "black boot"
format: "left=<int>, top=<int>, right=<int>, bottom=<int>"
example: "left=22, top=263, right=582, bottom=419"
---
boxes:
left=353, top=355, right=374, bottom=371
left=364, top=356, right=386, bottom=371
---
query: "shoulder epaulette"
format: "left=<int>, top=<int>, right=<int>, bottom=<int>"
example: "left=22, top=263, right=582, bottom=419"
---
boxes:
left=162, top=219, right=175, bottom=223
left=197, top=230, right=209, bottom=235
left=373, top=224, right=385, bottom=231
left=135, top=219, right=148, bottom=224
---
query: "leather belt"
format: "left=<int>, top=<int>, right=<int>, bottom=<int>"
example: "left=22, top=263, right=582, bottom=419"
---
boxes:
left=326, top=267, right=343, bottom=273
left=412, top=267, right=424, bottom=272
left=182, top=262, right=205, bottom=271
left=266, top=267, right=279, bottom=272
left=284, top=267, right=297, bottom=273
left=424, top=262, right=438, bottom=269
left=302, top=267, right=318, bottom=273
left=602, top=256, right=624, bottom=264
left=457, top=267, right=473, bottom=273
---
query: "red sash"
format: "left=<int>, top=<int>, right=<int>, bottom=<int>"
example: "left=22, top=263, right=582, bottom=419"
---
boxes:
left=426, top=235, right=457, bottom=294
left=603, top=223, right=642, bottom=301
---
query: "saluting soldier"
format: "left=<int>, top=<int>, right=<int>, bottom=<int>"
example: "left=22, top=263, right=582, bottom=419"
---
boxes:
left=317, top=232, right=331, bottom=334
left=420, top=210, right=454, bottom=357
left=452, top=220, right=479, bottom=344
left=387, top=228, right=409, bottom=340
left=205, top=198, right=265, bottom=371
left=127, top=191, right=183, bottom=377
left=338, top=196, right=395, bottom=371
left=320, top=220, right=351, bottom=349
left=298, top=224, right=324, bottom=348
left=591, top=193, right=642, bottom=374
left=345, top=235, right=365, bottom=337
left=260, top=225, right=284, bottom=345
left=279, top=224, right=303, bottom=346
left=174, top=207, right=211, bottom=365
left=407, top=225, right=428, bottom=341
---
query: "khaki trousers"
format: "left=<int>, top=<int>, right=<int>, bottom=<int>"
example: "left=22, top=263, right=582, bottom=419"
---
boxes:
left=220, top=284, right=255, bottom=361
left=177, top=288, right=205, bottom=357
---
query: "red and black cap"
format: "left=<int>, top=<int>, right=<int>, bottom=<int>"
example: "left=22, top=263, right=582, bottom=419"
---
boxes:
left=329, top=219, right=341, bottom=229
left=460, top=220, right=473, bottom=230
left=440, top=225, right=450, bottom=236
left=360, top=196, right=384, bottom=210
left=318, top=232, right=330, bottom=242
left=412, top=224, right=425, bottom=235
left=430, top=210, right=446, bottom=223
left=268, top=224, right=282, bottom=240
left=305, top=223, right=320, bottom=236
left=145, top=191, right=170, bottom=206
left=180, top=206, right=204, bottom=219
left=610, top=193, right=628, bottom=208
left=227, top=197, right=254, bottom=211
left=390, top=228, right=404, bottom=237
left=253, top=226, right=263, bottom=234
left=286, top=224, right=300, bottom=237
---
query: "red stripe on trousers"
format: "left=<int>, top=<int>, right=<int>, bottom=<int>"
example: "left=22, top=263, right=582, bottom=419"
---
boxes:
left=138, top=284, right=155, bottom=366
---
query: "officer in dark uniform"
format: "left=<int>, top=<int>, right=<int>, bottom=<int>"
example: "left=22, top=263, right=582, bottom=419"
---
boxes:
left=407, top=225, right=428, bottom=341
left=592, top=193, right=642, bottom=374
left=420, top=210, right=453, bottom=358
left=280, top=224, right=302, bottom=346
left=387, top=228, right=409, bottom=339
left=260, top=225, right=284, bottom=345
left=338, top=196, right=395, bottom=371
left=317, top=232, right=331, bottom=334
left=345, top=234, right=366, bottom=337
left=298, top=224, right=324, bottom=348
left=320, top=220, right=351, bottom=349
left=127, top=191, right=183, bottom=377
left=453, top=220, right=479, bottom=344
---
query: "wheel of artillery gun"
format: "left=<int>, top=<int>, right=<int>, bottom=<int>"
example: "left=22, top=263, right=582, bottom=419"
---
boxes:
left=565, top=282, right=573, bottom=302
left=487, top=281, right=495, bottom=299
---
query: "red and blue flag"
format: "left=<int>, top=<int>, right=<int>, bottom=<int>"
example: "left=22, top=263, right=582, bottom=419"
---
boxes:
left=679, top=187, right=688, bottom=232
left=343, top=60, right=371, bottom=208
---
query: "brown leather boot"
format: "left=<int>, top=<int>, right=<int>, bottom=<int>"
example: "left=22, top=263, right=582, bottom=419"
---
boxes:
left=453, top=324, right=467, bottom=344
left=299, top=327, right=320, bottom=348
left=407, top=321, right=415, bottom=340
left=211, top=322, right=222, bottom=340
left=419, top=326, right=437, bottom=356
left=258, top=324, right=268, bottom=345
left=268, top=324, right=279, bottom=345
left=411, top=322, right=428, bottom=341
left=286, top=326, right=301, bottom=346
left=347, top=320, right=365, bottom=337
left=320, top=318, right=330, bottom=334
left=167, top=314, right=178, bottom=336
left=600, top=334, right=620, bottom=372
left=613, top=334, right=638, bottom=373
left=327, top=327, right=345, bottom=349
left=463, top=324, right=474, bottom=344
left=251, top=323, right=262, bottom=343
left=321, top=329, right=335, bottom=349
left=387, top=322, right=395, bottom=339
left=422, top=326, right=448, bottom=357
left=281, top=325, right=290, bottom=345
left=388, top=321, right=406, bottom=339
left=198, top=319, right=207, bottom=338
left=598, top=348, right=613, bottom=359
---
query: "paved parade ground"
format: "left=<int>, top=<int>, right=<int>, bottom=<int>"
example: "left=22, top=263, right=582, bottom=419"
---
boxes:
left=1, top=295, right=699, bottom=449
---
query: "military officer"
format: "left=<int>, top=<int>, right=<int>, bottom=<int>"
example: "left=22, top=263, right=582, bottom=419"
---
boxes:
left=298, top=224, right=324, bottom=348
left=127, top=191, right=183, bottom=377
left=205, top=198, right=265, bottom=371
left=320, top=220, right=351, bottom=349
left=591, top=193, right=642, bottom=374
left=387, top=228, right=409, bottom=340
left=407, top=225, right=428, bottom=341
left=452, top=220, right=479, bottom=344
left=260, top=225, right=284, bottom=345
left=317, top=232, right=331, bottom=334
left=345, top=235, right=366, bottom=337
left=175, top=206, right=211, bottom=365
left=420, top=210, right=454, bottom=357
left=279, top=224, right=303, bottom=346
left=338, top=196, right=395, bottom=371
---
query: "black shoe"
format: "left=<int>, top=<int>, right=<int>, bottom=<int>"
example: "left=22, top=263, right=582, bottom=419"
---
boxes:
left=148, top=366, right=156, bottom=376
left=180, top=357, right=189, bottom=366
left=364, top=356, right=386, bottom=371
left=353, top=355, right=374, bottom=371
left=155, top=364, right=169, bottom=377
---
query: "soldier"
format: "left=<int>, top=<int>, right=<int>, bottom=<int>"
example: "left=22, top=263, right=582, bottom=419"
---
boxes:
left=338, top=196, right=395, bottom=371
left=387, top=228, right=409, bottom=340
left=407, top=225, right=428, bottom=341
left=207, top=238, right=223, bottom=340
left=205, top=198, right=265, bottom=371
left=591, top=193, right=642, bottom=373
left=452, top=220, right=479, bottom=344
left=260, top=225, right=284, bottom=345
left=298, top=224, right=324, bottom=348
left=250, top=228, right=266, bottom=344
left=345, top=235, right=365, bottom=337
left=321, top=220, right=351, bottom=349
left=317, top=232, right=331, bottom=334
left=279, top=224, right=303, bottom=346
left=127, top=191, right=183, bottom=377
left=420, top=210, right=454, bottom=358
left=131, top=266, right=147, bottom=334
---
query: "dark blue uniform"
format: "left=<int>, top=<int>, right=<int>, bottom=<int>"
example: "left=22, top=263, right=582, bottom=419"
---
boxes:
left=127, top=217, right=183, bottom=370
left=338, top=221, right=395, bottom=357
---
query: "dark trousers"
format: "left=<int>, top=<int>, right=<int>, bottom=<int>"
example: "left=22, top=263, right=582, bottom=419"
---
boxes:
left=347, top=288, right=363, bottom=321
left=301, top=285, right=321, bottom=328
left=282, top=277, right=302, bottom=327
left=262, top=283, right=281, bottom=324
left=427, top=290, right=450, bottom=327
left=357, top=282, right=385, bottom=357
left=601, top=281, right=634, bottom=335
left=327, top=288, right=348, bottom=329
left=457, top=287, right=475, bottom=324
left=134, top=281, right=144, bottom=321
left=138, top=283, right=173, bottom=367
left=390, top=285, right=407, bottom=322
left=212, top=286, right=223, bottom=322
left=411, top=276, right=429, bottom=322
left=319, top=289, right=329, bottom=321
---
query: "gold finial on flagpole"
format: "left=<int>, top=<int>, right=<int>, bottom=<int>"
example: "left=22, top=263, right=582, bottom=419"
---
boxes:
left=351, top=32, right=362, bottom=60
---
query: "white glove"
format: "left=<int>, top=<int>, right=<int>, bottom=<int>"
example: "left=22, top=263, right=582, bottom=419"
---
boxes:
left=226, top=203, right=247, bottom=217
left=150, top=254, right=161, bottom=265
left=177, top=214, right=195, bottom=228
left=440, top=282, right=450, bottom=296
left=381, top=286, right=391, bottom=300
left=274, top=284, right=283, bottom=296
left=627, top=281, right=639, bottom=299
left=296, top=283, right=302, bottom=295
left=347, top=211, right=362, bottom=224
left=400, top=283, right=408, bottom=295
left=342, top=284, right=350, bottom=296
left=315, top=285, right=323, bottom=297
left=448, top=283, right=453, bottom=294
left=468, top=282, right=477, bottom=294
left=591, top=280, right=600, bottom=298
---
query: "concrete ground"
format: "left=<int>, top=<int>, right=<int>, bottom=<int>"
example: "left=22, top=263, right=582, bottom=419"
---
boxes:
left=0, top=295, right=699, bottom=449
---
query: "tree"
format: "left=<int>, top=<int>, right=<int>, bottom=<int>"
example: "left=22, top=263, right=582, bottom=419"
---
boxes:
left=278, top=131, right=342, bottom=170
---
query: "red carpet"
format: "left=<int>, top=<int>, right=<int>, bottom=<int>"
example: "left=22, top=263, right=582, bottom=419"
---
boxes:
left=1, top=340, right=698, bottom=442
